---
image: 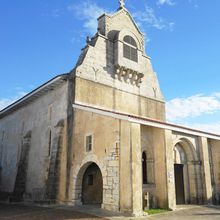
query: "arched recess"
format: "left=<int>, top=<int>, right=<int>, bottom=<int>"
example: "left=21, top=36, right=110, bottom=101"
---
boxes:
left=82, top=163, right=103, bottom=205
left=173, top=138, right=198, bottom=162
left=173, top=138, right=202, bottom=204
left=174, top=144, right=189, bottom=204
left=72, top=157, right=107, bottom=206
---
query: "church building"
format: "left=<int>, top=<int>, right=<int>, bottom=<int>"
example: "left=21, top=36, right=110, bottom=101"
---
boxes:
left=0, top=1, right=220, bottom=216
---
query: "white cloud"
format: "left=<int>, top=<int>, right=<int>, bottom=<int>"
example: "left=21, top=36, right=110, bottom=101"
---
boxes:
left=0, top=91, right=27, bottom=111
left=68, top=2, right=174, bottom=34
left=186, top=122, right=220, bottom=135
left=166, top=93, right=220, bottom=121
left=157, top=0, right=175, bottom=6
left=67, top=1, right=111, bottom=35
left=133, top=6, right=175, bottom=31
left=166, top=93, right=220, bottom=134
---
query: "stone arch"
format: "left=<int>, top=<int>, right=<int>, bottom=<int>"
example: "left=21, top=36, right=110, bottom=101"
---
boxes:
left=82, top=163, right=103, bottom=205
left=174, top=142, right=189, bottom=204
left=173, top=137, right=198, bottom=162
left=117, top=29, right=142, bottom=51
left=72, top=156, right=107, bottom=206
left=174, top=144, right=187, bottom=165
left=173, top=137, right=202, bottom=204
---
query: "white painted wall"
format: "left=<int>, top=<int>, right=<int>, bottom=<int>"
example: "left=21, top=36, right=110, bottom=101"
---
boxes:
left=0, top=82, right=68, bottom=195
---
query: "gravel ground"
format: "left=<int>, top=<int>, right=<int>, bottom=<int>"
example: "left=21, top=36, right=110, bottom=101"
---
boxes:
left=0, top=204, right=106, bottom=220
left=0, top=203, right=220, bottom=220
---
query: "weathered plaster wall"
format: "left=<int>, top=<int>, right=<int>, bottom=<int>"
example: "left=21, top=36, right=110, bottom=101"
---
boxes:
left=71, top=109, right=143, bottom=216
left=210, top=139, right=220, bottom=204
left=119, top=120, right=132, bottom=212
left=152, top=127, right=168, bottom=208
left=0, top=82, right=68, bottom=202
left=71, top=109, right=120, bottom=211
left=75, top=77, right=165, bottom=121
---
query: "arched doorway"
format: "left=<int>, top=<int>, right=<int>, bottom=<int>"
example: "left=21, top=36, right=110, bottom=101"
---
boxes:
left=174, top=144, right=188, bottom=204
left=173, top=139, right=202, bottom=205
left=82, top=163, right=103, bottom=205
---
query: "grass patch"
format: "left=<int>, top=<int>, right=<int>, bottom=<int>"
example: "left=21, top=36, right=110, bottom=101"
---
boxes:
left=145, top=208, right=169, bottom=215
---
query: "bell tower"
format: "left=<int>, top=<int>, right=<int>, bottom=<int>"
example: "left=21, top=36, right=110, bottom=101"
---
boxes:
left=74, top=2, right=166, bottom=121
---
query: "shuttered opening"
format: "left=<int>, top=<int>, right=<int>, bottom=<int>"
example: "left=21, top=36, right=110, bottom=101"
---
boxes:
left=123, top=35, right=138, bottom=62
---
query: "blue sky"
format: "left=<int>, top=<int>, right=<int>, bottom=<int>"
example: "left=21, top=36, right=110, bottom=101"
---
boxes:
left=0, top=0, right=220, bottom=133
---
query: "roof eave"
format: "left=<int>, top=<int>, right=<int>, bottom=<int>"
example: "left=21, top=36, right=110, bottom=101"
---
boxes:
left=0, top=74, right=69, bottom=118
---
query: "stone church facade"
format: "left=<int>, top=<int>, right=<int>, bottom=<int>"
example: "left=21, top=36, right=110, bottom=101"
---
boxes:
left=0, top=3, right=220, bottom=216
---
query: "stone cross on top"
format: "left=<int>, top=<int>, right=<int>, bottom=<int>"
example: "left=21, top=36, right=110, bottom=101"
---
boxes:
left=119, top=0, right=125, bottom=9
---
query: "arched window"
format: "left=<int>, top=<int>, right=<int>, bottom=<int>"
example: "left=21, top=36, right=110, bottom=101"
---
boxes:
left=123, top=35, right=138, bottom=62
left=142, top=152, right=147, bottom=184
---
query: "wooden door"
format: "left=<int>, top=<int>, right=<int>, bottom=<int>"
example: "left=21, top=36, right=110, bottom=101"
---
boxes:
left=174, top=164, right=185, bottom=204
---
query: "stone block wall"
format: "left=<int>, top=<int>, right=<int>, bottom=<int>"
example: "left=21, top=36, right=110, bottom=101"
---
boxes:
left=103, top=144, right=120, bottom=211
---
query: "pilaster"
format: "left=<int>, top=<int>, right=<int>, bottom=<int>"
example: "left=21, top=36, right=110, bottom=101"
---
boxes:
left=164, top=129, right=176, bottom=210
left=199, top=137, right=212, bottom=204
left=131, top=123, right=143, bottom=216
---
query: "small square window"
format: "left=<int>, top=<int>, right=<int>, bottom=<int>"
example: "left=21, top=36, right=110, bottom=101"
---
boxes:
left=88, top=174, right=93, bottom=185
left=86, top=135, right=92, bottom=152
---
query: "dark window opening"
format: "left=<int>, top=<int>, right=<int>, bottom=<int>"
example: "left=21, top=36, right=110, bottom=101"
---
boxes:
left=123, top=35, right=138, bottom=62
left=142, top=152, right=147, bottom=184
left=48, top=129, right=52, bottom=156
left=88, top=174, right=94, bottom=185
left=86, top=135, right=92, bottom=152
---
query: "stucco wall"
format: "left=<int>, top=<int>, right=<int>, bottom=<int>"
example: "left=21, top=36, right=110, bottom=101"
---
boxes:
left=75, top=77, right=165, bottom=121
left=71, top=109, right=120, bottom=211
left=210, top=139, right=220, bottom=204
left=71, top=109, right=144, bottom=215
left=0, top=82, right=68, bottom=201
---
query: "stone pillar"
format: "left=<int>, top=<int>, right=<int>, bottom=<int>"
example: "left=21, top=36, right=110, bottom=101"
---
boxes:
left=153, top=128, right=169, bottom=209
left=119, top=120, right=132, bottom=213
left=131, top=123, right=143, bottom=216
left=210, top=140, right=220, bottom=204
left=199, top=137, right=212, bottom=204
left=164, top=129, right=176, bottom=210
